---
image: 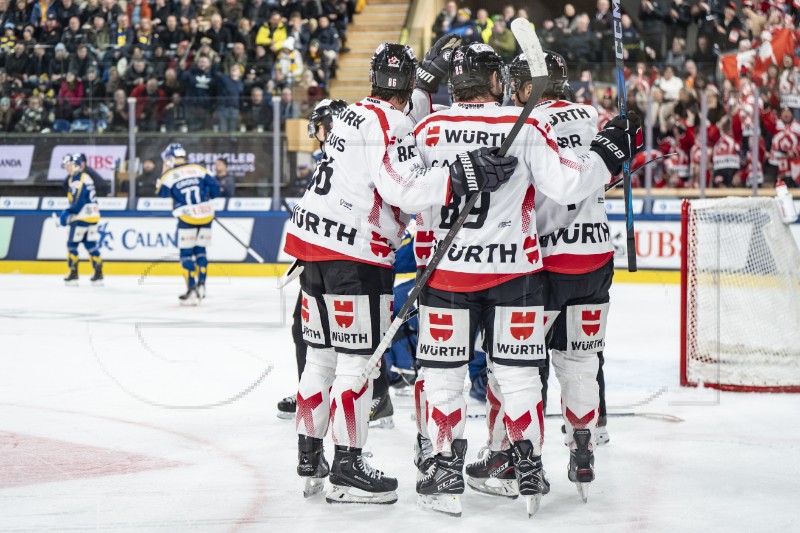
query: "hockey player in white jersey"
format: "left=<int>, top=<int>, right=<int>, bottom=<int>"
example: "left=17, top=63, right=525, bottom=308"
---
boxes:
left=411, top=43, right=642, bottom=516
left=285, top=42, right=519, bottom=505
left=467, top=51, right=626, bottom=503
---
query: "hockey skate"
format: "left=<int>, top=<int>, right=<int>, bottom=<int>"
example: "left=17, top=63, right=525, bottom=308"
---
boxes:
left=179, top=287, right=200, bottom=306
left=368, top=391, right=394, bottom=429
left=90, top=265, right=104, bottom=286
left=326, top=446, right=398, bottom=505
left=465, top=447, right=519, bottom=499
left=414, top=433, right=434, bottom=482
left=297, top=435, right=329, bottom=497
left=511, top=440, right=550, bottom=517
left=64, top=267, right=79, bottom=286
left=277, top=394, right=296, bottom=419
left=568, top=429, right=595, bottom=503
left=562, top=415, right=609, bottom=446
left=196, top=282, right=206, bottom=300
left=416, top=439, right=466, bottom=517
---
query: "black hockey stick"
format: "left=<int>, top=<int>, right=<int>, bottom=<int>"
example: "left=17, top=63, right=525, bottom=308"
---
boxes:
left=605, top=153, right=677, bottom=192
left=355, top=20, right=549, bottom=388
left=213, top=218, right=265, bottom=263
left=612, top=0, right=636, bottom=272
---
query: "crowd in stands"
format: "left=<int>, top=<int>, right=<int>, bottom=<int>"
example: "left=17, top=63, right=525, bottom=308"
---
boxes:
left=0, top=0, right=354, bottom=133
left=434, top=0, right=800, bottom=188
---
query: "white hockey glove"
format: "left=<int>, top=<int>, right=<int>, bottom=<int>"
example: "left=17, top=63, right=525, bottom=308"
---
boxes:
left=590, top=113, right=644, bottom=175
left=449, top=147, right=518, bottom=196
left=416, top=33, right=462, bottom=93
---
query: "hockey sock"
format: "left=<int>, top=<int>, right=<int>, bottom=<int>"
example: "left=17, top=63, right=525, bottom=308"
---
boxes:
left=597, top=351, right=607, bottom=418
left=372, top=358, right=389, bottom=399
left=87, top=243, right=102, bottom=269
left=67, top=244, right=79, bottom=269
left=424, top=366, right=467, bottom=456
left=180, top=249, right=196, bottom=289
left=493, top=363, right=544, bottom=454
left=296, top=346, right=336, bottom=439
left=485, top=360, right=509, bottom=451
left=552, top=349, right=600, bottom=449
left=291, top=293, right=307, bottom=378
left=330, top=353, right=373, bottom=448
left=194, top=246, right=208, bottom=285
left=414, top=368, right=430, bottom=438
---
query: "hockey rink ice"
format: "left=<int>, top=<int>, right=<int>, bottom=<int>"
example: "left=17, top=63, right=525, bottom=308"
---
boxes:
left=0, top=273, right=796, bottom=532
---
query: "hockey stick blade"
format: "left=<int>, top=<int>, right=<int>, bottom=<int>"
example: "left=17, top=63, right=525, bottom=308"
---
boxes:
left=277, top=259, right=303, bottom=288
left=605, top=153, right=678, bottom=191
left=354, top=21, right=547, bottom=390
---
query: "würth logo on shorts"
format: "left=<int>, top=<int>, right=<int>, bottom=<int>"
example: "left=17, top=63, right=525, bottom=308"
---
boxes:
left=582, top=309, right=602, bottom=336
left=426, top=126, right=440, bottom=147
left=523, top=235, right=540, bottom=264
left=509, top=311, right=535, bottom=341
left=301, top=296, right=310, bottom=323
left=334, top=300, right=355, bottom=328
left=429, top=313, right=454, bottom=341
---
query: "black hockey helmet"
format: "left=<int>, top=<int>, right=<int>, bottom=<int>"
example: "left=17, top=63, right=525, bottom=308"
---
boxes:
left=307, top=98, right=348, bottom=139
left=369, top=43, right=417, bottom=93
left=448, top=43, right=505, bottom=95
left=509, top=50, right=571, bottom=100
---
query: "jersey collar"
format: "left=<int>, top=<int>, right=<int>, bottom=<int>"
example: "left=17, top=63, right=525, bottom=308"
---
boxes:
left=452, top=101, right=501, bottom=109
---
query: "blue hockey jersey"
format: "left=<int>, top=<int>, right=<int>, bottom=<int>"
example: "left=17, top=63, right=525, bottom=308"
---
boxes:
left=156, top=163, right=221, bottom=225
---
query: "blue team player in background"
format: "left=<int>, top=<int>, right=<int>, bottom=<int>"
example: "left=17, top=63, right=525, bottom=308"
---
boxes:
left=59, top=154, right=104, bottom=286
left=156, top=143, right=221, bottom=305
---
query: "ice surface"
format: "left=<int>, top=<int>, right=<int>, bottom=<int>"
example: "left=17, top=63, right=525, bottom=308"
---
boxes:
left=0, top=274, right=796, bottom=532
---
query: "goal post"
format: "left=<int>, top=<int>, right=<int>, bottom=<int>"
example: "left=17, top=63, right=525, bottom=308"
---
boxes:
left=680, top=197, right=800, bottom=392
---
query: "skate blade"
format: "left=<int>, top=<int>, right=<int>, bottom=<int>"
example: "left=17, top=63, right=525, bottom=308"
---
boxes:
left=394, top=387, right=413, bottom=397
left=179, top=298, right=199, bottom=307
left=64, top=280, right=79, bottom=287
left=369, top=416, right=394, bottom=429
left=525, top=494, right=542, bottom=517
left=417, top=494, right=462, bottom=517
left=276, top=411, right=295, bottom=420
left=466, top=476, right=519, bottom=499
left=326, top=485, right=397, bottom=505
left=576, top=482, right=590, bottom=503
left=91, top=280, right=104, bottom=287
left=303, top=477, right=325, bottom=498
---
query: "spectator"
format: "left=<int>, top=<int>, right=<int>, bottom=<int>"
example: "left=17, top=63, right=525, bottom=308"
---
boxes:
left=124, top=57, right=151, bottom=92
left=275, top=37, right=303, bottom=87
left=220, top=0, right=243, bottom=24
left=284, top=162, right=312, bottom=197
left=175, top=0, right=195, bottom=27
left=432, top=0, right=458, bottom=39
left=158, top=15, right=185, bottom=54
left=30, top=0, right=58, bottom=30
left=639, top=0, right=668, bottom=60
left=245, top=0, right=270, bottom=27
left=164, top=92, right=187, bottom=131
left=450, top=8, right=479, bottom=43
left=256, top=11, right=287, bottom=54
left=181, top=54, right=214, bottom=131
left=150, top=0, right=169, bottom=28
left=136, top=18, right=157, bottom=57
left=81, top=65, right=106, bottom=113
left=666, top=0, right=692, bottom=45
left=15, top=93, right=46, bottom=132
left=108, top=87, right=129, bottom=131
left=235, top=17, right=254, bottom=50
left=663, top=38, right=688, bottom=76
left=704, top=85, right=726, bottom=125
left=26, top=43, right=50, bottom=79
left=130, top=77, right=166, bottom=131
left=195, top=36, right=221, bottom=65
left=287, top=12, right=311, bottom=53
left=111, top=14, right=135, bottom=61
left=241, top=85, right=272, bottom=131
left=223, top=41, right=248, bottom=74
left=99, top=0, right=122, bottom=29
left=105, top=64, right=121, bottom=94
left=591, top=0, right=614, bottom=66
left=88, top=14, right=110, bottom=53
left=57, top=0, right=80, bottom=29
left=715, top=2, right=744, bottom=53
left=561, top=14, right=599, bottom=77
left=205, top=13, right=232, bottom=57
left=214, top=158, right=235, bottom=198
left=57, top=71, right=84, bottom=119
left=213, top=63, right=243, bottom=132
left=692, top=34, right=718, bottom=79
left=500, top=4, right=515, bottom=25
left=779, top=53, right=800, bottom=119
left=555, top=4, right=579, bottom=36
left=313, top=16, right=338, bottom=73
left=9, top=0, right=29, bottom=31
left=279, top=86, right=299, bottom=124
left=475, top=9, right=494, bottom=44
left=196, top=0, right=219, bottom=24
left=122, top=158, right=160, bottom=196
left=1, top=21, right=15, bottom=54
left=0, top=95, right=13, bottom=131
left=39, top=13, right=61, bottom=49
left=5, top=41, right=28, bottom=77
left=126, top=0, right=151, bottom=28
left=61, top=15, right=85, bottom=52
left=656, top=65, right=684, bottom=101
left=69, top=44, right=98, bottom=79
left=489, top=20, right=516, bottom=64
left=161, top=67, right=181, bottom=98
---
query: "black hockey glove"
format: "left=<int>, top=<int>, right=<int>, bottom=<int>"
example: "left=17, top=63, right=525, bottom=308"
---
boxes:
left=449, top=147, right=518, bottom=196
left=589, top=113, right=644, bottom=175
left=416, top=33, right=462, bottom=93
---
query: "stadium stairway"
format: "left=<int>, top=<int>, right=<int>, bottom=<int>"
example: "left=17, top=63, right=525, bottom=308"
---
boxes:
left=329, top=0, right=410, bottom=103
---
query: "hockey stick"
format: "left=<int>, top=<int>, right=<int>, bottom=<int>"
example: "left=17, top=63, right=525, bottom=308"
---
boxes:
left=355, top=19, right=548, bottom=389
left=612, top=0, right=636, bottom=272
left=605, top=153, right=677, bottom=192
left=465, top=412, right=684, bottom=422
left=213, top=218, right=265, bottom=263
left=277, top=259, right=304, bottom=288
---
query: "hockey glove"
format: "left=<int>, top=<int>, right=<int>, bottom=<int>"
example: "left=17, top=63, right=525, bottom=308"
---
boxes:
left=589, top=113, right=644, bottom=175
left=59, top=211, right=71, bottom=226
left=449, top=147, right=518, bottom=196
left=416, top=33, right=462, bottom=93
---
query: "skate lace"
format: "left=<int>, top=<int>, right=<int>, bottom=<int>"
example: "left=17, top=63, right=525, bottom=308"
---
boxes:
left=284, top=395, right=297, bottom=406
left=357, top=452, right=384, bottom=480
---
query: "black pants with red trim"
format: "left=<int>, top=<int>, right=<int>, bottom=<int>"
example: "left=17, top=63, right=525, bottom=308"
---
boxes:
left=417, top=273, right=545, bottom=369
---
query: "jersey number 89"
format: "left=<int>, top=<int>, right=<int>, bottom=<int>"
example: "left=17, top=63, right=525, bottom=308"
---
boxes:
left=439, top=192, right=490, bottom=230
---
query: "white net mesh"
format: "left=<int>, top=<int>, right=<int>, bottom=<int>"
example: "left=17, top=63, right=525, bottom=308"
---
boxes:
left=684, top=197, right=800, bottom=390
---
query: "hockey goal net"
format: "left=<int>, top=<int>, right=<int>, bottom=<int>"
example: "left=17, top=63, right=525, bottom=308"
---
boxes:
left=681, top=197, right=800, bottom=392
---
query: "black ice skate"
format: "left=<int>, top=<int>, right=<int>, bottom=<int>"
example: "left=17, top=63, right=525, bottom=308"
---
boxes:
left=568, top=429, right=595, bottom=503
left=368, top=391, right=394, bottom=429
left=414, top=433, right=434, bottom=482
left=416, top=439, right=466, bottom=517
left=465, top=447, right=519, bottom=499
left=196, top=282, right=206, bottom=300
left=64, top=267, right=79, bottom=286
left=297, top=435, right=329, bottom=497
left=326, top=446, right=398, bottom=505
left=179, top=286, right=199, bottom=306
left=90, top=265, right=104, bottom=286
left=277, top=394, right=296, bottom=419
left=511, top=440, right=550, bottom=517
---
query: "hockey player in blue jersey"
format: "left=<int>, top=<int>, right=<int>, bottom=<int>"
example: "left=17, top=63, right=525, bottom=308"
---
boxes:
left=156, top=143, right=221, bottom=305
left=59, top=153, right=103, bottom=286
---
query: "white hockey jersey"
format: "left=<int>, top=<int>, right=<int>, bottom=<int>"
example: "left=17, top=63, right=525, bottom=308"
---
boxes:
left=284, top=97, right=451, bottom=268
left=413, top=101, right=611, bottom=292
left=533, top=100, right=614, bottom=275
